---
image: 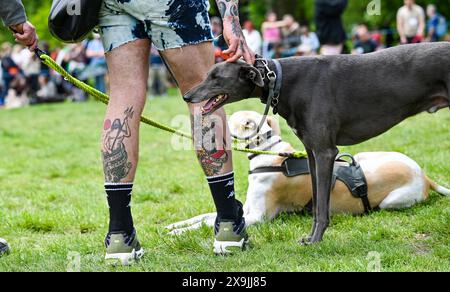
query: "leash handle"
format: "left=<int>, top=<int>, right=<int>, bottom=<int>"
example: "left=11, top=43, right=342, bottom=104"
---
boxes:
left=35, top=48, right=45, bottom=58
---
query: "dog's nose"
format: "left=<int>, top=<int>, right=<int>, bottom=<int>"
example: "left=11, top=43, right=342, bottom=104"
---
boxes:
left=183, top=92, right=193, bottom=103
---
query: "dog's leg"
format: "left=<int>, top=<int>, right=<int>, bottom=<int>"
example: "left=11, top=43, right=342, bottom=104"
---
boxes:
left=302, top=147, right=338, bottom=244
left=168, top=213, right=217, bottom=235
left=303, top=148, right=317, bottom=242
left=166, top=212, right=217, bottom=231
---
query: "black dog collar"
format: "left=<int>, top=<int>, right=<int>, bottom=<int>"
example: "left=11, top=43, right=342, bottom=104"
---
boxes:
left=254, top=58, right=283, bottom=115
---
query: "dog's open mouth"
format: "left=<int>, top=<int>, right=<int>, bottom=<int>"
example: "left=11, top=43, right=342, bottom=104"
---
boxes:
left=201, top=94, right=228, bottom=115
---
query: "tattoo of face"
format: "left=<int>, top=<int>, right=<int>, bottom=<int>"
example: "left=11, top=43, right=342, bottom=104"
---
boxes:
left=102, top=107, right=134, bottom=182
left=193, top=115, right=229, bottom=176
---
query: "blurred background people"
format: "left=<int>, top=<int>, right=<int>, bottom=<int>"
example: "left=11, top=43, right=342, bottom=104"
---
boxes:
left=148, top=45, right=169, bottom=98
left=261, top=11, right=282, bottom=58
left=0, top=43, right=18, bottom=106
left=33, top=73, right=64, bottom=104
left=243, top=20, right=262, bottom=56
left=397, top=0, right=425, bottom=44
left=426, top=4, right=448, bottom=42
left=315, top=0, right=348, bottom=55
left=211, top=16, right=228, bottom=63
left=352, top=24, right=379, bottom=54
left=280, top=15, right=302, bottom=57
left=83, top=33, right=107, bottom=93
left=298, top=25, right=320, bottom=55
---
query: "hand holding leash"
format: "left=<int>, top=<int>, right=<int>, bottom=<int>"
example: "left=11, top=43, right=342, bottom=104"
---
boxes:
left=9, top=21, right=38, bottom=51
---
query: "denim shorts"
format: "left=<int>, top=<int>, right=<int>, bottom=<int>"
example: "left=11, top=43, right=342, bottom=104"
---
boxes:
left=98, top=0, right=214, bottom=53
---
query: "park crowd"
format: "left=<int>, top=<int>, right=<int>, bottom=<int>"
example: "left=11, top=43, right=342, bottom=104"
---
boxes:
left=0, top=0, right=448, bottom=110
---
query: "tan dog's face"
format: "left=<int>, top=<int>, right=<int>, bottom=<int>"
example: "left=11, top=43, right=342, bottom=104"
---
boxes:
left=229, top=111, right=281, bottom=145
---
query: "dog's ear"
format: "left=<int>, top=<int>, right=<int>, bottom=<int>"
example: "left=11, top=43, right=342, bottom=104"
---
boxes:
left=240, top=66, right=264, bottom=87
left=266, top=116, right=281, bottom=135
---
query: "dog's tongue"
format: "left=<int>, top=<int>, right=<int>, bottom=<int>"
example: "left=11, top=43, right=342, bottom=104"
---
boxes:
left=202, top=98, right=216, bottom=114
left=202, top=95, right=225, bottom=115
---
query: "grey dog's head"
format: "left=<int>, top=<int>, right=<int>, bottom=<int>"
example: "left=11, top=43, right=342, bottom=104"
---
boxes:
left=183, top=61, right=264, bottom=115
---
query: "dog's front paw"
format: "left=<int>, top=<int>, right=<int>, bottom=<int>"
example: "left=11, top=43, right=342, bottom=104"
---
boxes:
left=299, top=237, right=312, bottom=246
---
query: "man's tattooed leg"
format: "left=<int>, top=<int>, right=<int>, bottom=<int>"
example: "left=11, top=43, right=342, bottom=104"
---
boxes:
left=192, top=112, right=230, bottom=176
left=191, top=108, right=239, bottom=221
left=102, top=107, right=134, bottom=183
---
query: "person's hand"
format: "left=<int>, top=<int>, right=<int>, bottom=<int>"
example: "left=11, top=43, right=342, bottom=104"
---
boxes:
left=222, top=17, right=255, bottom=64
left=10, top=22, right=38, bottom=51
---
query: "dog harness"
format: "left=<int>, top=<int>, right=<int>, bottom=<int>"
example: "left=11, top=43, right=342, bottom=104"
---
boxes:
left=249, top=153, right=373, bottom=214
left=254, top=57, right=283, bottom=115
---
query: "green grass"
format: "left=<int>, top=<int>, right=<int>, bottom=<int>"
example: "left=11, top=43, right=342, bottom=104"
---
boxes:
left=0, top=96, right=449, bottom=272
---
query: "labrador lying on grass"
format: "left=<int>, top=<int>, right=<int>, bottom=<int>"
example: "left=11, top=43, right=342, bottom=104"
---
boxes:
left=167, top=111, right=450, bottom=235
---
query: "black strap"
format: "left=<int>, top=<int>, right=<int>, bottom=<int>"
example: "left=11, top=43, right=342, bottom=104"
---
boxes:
left=248, top=166, right=285, bottom=175
left=271, top=59, right=282, bottom=114
left=334, top=153, right=372, bottom=214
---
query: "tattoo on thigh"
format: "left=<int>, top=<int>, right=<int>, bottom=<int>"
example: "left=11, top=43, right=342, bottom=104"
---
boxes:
left=102, top=107, right=134, bottom=182
left=192, top=114, right=229, bottom=176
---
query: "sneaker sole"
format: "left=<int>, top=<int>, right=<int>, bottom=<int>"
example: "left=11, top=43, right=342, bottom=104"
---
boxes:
left=213, top=239, right=248, bottom=255
left=0, top=239, right=10, bottom=257
left=105, top=248, right=144, bottom=266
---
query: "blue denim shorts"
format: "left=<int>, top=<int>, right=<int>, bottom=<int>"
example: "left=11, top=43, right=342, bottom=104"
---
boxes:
left=99, top=0, right=214, bottom=53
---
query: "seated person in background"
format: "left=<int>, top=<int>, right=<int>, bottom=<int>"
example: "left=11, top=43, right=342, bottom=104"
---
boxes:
left=281, top=15, right=302, bottom=47
left=5, top=73, right=28, bottom=109
left=34, top=74, right=64, bottom=104
left=280, top=15, right=302, bottom=57
left=298, top=25, right=320, bottom=55
left=352, top=24, right=379, bottom=54
left=148, top=45, right=169, bottom=98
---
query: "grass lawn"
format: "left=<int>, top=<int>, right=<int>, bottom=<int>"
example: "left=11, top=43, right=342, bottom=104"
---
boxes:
left=0, top=96, right=449, bottom=272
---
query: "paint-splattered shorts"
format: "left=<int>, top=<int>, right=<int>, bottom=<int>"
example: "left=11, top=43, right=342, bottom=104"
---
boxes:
left=99, top=0, right=214, bottom=53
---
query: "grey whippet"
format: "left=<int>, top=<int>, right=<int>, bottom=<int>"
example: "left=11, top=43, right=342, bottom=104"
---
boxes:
left=184, top=42, right=450, bottom=244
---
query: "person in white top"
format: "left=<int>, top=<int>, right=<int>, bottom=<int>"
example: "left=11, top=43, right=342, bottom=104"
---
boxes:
left=397, top=0, right=425, bottom=44
left=243, top=20, right=262, bottom=56
left=299, top=25, right=320, bottom=55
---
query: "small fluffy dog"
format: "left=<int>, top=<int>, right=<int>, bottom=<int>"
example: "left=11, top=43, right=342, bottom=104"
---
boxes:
left=167, top=111, right=449, bottom=234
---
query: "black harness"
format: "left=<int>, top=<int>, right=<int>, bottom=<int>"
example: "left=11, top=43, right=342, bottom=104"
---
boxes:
left=249, top=153, right=373, bottom=214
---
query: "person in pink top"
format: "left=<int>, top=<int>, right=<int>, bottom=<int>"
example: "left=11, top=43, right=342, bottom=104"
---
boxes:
left=261, top=11, right=282, bottom=57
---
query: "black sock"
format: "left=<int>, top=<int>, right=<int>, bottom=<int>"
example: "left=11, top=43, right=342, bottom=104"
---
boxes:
left=105, top=183, right=134, bottom=235
left=207, top=172, right=239, bottom=221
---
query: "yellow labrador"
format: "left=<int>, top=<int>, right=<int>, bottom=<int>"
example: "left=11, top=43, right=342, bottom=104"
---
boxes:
left=167, top=111, right=449, bottom=234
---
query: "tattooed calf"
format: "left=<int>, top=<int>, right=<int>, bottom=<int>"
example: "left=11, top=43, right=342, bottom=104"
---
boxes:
left=102, top=107, right=134, bottom=182
left=192, top=114, right=229, bottom=176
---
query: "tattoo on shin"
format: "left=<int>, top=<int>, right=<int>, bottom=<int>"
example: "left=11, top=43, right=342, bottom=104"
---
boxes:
left=192, top=114, right=229, bottom=176
left=102, top=107, right=134, bottom=182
